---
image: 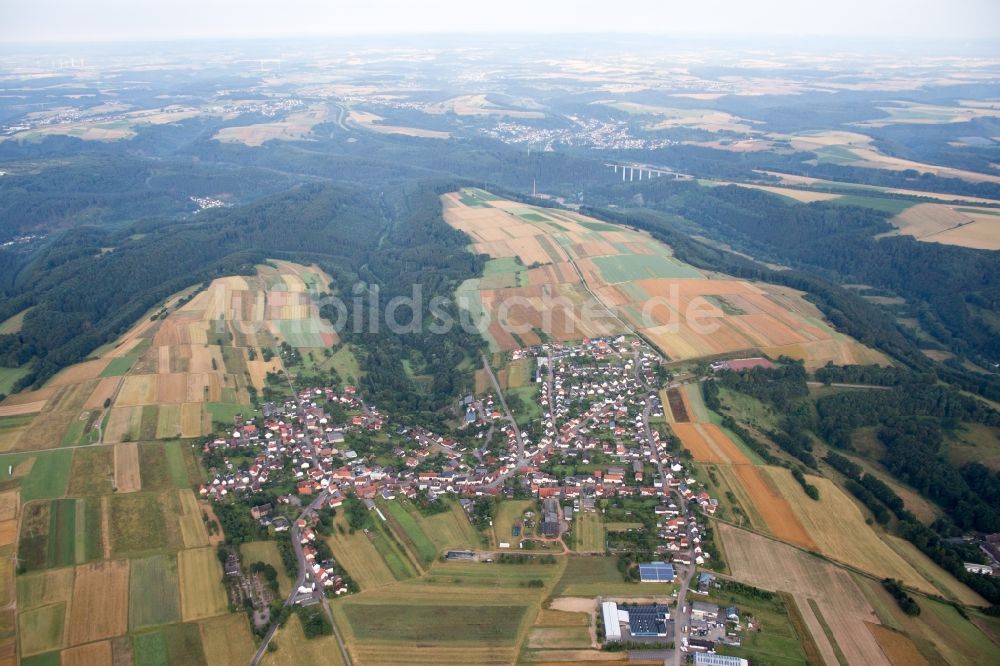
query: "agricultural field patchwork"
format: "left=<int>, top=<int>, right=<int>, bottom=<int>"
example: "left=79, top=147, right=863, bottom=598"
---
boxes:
left=444, top=190, right=885, bottom=368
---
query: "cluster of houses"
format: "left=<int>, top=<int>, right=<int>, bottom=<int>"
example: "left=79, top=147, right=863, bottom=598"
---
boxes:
left=199, top=336, right=720, bottom=574
left=295, top=515, right=349, bottom=595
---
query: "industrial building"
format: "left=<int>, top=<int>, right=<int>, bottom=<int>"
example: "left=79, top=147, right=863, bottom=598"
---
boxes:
left=601, top=601, right=671, bottom=641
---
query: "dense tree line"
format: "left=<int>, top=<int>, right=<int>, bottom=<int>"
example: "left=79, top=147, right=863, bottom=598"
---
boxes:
left=714, top=360, right=808, bottom=409
left=814, top=363, right=935, bottom=387
left=882, top=578, right=921, bottom=616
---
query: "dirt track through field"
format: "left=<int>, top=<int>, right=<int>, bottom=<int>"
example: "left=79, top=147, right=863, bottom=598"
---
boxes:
left=719, top=524, right=889, bottom=666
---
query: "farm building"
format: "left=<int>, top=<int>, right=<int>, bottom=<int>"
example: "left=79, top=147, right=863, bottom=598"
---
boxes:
left=602, top=601, right=624, bottom=642
left=638, top=561, right=675, bottom=582
left=964, top=562, right=994, bottom=575
left=693, top=654, right=749, bottom=666
left=601, top=602, right=670, bottom=641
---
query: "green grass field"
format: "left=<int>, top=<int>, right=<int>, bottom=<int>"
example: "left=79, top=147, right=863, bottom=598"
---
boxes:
left=711, top=587, right=810, bottom=666
left=554, top=555, right=674, bottom=597
left=100, top=356, right=136, bottom=377
left=47, top=499, right=76, bottom=569
left=492, top=499, right=536, bottom=547
left=129, top=554, right=181, bottom=630
left=241, top=541, right=293, bottom=597
left=341, top=603, right=527, bottom=643
left=572, top=512, right=605, bottom=552
left=592, top=253, right=702, bottom=282
left=205, top=402, right=245, bottom=426
left=329, top=345, right=364, bottom=382
left=0, top=365, right=29, bottom=395
left=369, top=515, right=420, bottom=580
left=417, top=499, right=482, bottom=551
left=1, top=449, right=73, bottom=501
left=383, top=501, right=438, bottom=567
left=132, top=629, right=169, bottom=666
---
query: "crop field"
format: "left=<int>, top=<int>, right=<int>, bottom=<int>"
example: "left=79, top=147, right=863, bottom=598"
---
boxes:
left=129, top=554, right=181, bottom=629
left=368, top=514, right=420, bottom=579
left=18, top=602, right=65, bottom=657
left=342, top=602, right=527, bottom=643
left=200, top=613, right=257, bottom=666
left=259, top=614, right=346, bottom=666
left=113, top=443, right=141, bottom=493
left=444, top=190, right=884, bottom=366
left=325, top=514, right=397, bottom=590
left=764, top=467, right=939, bottom=592
left=17, top=567, right=74, bottom=611
left=383, top=501, right=438, bottom=567
left=16, top=499, right=93, bottom=571
left=178, top=547, right=228, bottom=622
left=109, top=493, right=172, bottom=556
left=732, top=465, right=816, bottom=549
left=66, top=446, right=113, bottom=497
left=61, top=640, right=113, bottom=666
left=719, top=523, right=896, bottom=666
left=240, top=541, right=292, bottom=597
left=67, top=559, right=129, bottom=645
left=572, top=512, right=605, bottom=552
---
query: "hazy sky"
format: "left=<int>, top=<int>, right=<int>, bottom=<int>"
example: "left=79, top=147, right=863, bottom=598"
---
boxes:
left=2, top=0, right=999, bottom=43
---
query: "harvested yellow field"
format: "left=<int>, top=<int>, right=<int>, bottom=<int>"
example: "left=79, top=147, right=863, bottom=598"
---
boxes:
left=349, top=110, right=449, bottom=139
left=0, top=490, right=17, bottom=521
left=176, top=490, right=210, bottom=548
left=213, top=105, right=329, bottom=146
left=0, top=401, right=46, bottom=417
left=325, top=514, right=396, bottom=590
left=0, top=521, right=15, bottom=547
left=83, top=377, right=121, bottom=410
left=735, top=183, right=843, bottom=202
left=200, top=613, right=257, bottom=666
left=719, top=524, right=890, bottom=666
left=178, top=547, right=228, bottom=621
left=764, top=467, right=932, bottom=591
left=155, top=403, right=181, bottom=439
left=113, top=443, right=141, bottom=493
left=180, top=402, right=207, bottom=438
left=62, top=640, right=113, bottom=666
left=116, top=375, right=157, bottom=406
left=66, top=559, right=129, bottom=645
left=17, top=567, right=74, bottom=610
left=892, top=203, right=1000, bottom=250
left=260, top=614, right=347, bottom=666
left=47, top=358, right=111, bottom=386
left=105, top=406, right=143, bottom=443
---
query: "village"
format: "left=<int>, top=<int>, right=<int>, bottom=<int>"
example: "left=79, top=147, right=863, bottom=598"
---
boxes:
left=199, top=335, right=751, bottom=661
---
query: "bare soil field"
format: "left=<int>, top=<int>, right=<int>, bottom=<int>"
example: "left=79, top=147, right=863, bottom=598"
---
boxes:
left=733, top=465, right=816, bottom=549
left=719, top=523, right=890, bottom=666
left=867, top=622, right=929, bottom=666
left=66, top=559, right=129, bottom=645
